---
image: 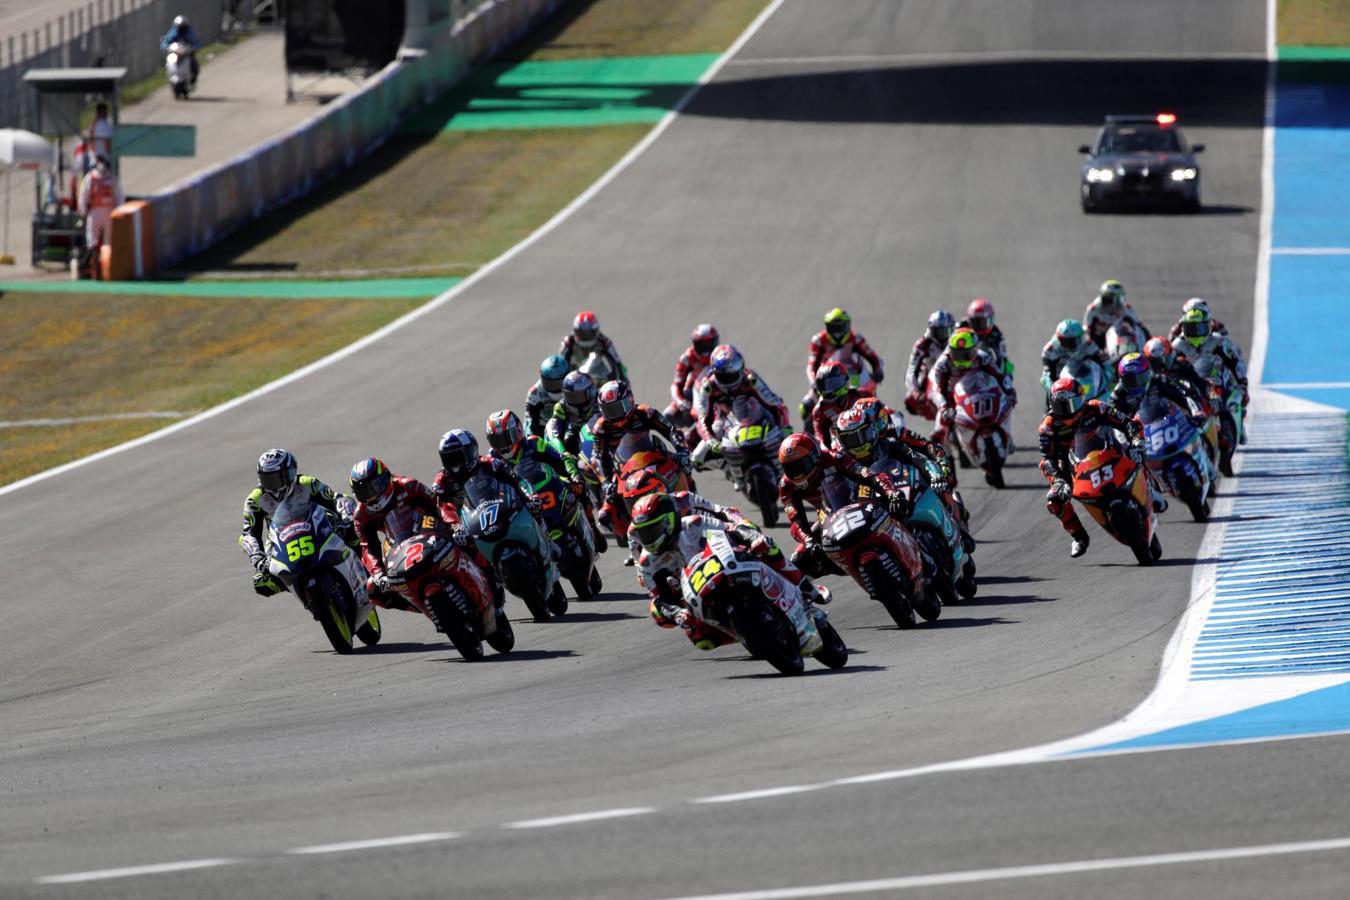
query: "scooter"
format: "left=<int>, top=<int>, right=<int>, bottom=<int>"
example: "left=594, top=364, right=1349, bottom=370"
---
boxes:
left=165, top=42, right=195, bottom=99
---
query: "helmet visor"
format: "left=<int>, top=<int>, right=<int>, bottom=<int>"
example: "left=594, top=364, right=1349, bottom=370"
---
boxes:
left=563, top=388, right=593, bottom=413
left=1049, top=392, right=1085, bottom=419
left=951, top=344, right=977, bottom=366
left=1121, top=369, right=1151, bottom=392
left=574, top=323, right=599, bottom=346
left=826, top=320, right=850, bottom=342
left=352, top=470, right=390, bottom=505
left=1058, top=333, right=1080, bottom=352
left=781, top=449, right=819, bottom=483
left=439, top=444, right=476, bottom=474
left=969, top=315, right=991, bottom=333
left=631, top=511, right=674, bottom=550
left=1182, top=320, right=1210, bottom=339
left=600, top=394, right=633, bottom=422
left=930, top=324, right=951, bottom=345
left=837, top=427, right=872, bottom=454
left=487, top=428, right=519, bottom=455
left=713, top=367, right=742, bottom=387
left=259, top=467, right=293, bottom=499
left=541, top=374, right=565, bottom=394
left=693, top=337, right=717, bottom=356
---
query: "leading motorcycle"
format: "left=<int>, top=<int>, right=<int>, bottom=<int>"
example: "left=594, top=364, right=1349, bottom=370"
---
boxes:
left=1070, top=429, right=1162, bottom=565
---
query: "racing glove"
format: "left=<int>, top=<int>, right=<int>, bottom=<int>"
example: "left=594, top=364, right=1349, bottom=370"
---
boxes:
left=252, top=572, right=283, bottom=596
left=1189, top=415, right=1208, bottom=429
left=370, top=572, right=392, bottom=595
left=1049, top=479, right=1071, bottom=504
left=450, top=528, right=472, bottom=549
left=887, top=491, right=912, bottom=521
left=675, top=447, right=692, bottom=472
left=526, top=495, right=543, bottom=515
left=250, top=552, right=269, bottom=574
left=602, top=480, right=617, bottom=502
left=940, top=407, right=956, bottom=425
left=1127, top=441, right=1146, bottom=465
left=929, top=476, right=949, bottom=497
left=873, top=365, right=885, bottom=384
left=747, top=534, right=772, bottom=557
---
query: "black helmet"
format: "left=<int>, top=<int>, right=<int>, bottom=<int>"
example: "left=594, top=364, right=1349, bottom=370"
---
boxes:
left=257, top=448, right=298, bottom=500
left=438, top=429, right=480, bottom=478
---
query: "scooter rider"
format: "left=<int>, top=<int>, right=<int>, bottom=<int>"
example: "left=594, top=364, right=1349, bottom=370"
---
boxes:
left=666, top=323, right=719, bottom=429
left=159, top=15, right=201, bottom=85
left=905, top=310, right=955, bottom=419
left=931, top=328, right=1018, bottom=440
left=801, top=307, right=884, bottom=424
left=559, top=310, right=628, bottom=380
left=1039, top=377, right=1146, bottom=558
left=632, top=493, right=830, bottom=651
left=809, top=360, right=868, bottom=451
left=692, top=344, right=792, bottom=465
left=486, top=409, right=607, bottom=553
left=525, top=355, right=569, bottom=438
left=240, top=448, right=357, bottom=597
left=1041, top=318, right=1109, bottom=390
left=959, top=298, right=1011, bottom=374
left=1084, top=279, right=1149, bottom=350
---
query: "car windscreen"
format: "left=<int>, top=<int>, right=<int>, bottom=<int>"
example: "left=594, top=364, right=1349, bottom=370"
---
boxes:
left=1097, top=127, right=1184, bottom=154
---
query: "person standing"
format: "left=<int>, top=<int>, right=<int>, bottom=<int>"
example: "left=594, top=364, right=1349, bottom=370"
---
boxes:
left=77, top=155, right=123, bottom=275
left=88, top=102, right=114, bottom=161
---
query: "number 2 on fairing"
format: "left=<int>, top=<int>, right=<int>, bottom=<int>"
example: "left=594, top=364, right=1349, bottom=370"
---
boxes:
left=286, top=536, right=316, bottom=561
left=689, top=557, right=723, bottom=592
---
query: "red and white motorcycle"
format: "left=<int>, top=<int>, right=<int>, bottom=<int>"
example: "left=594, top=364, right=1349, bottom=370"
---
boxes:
left=950, top=368, right=1016, bottom=488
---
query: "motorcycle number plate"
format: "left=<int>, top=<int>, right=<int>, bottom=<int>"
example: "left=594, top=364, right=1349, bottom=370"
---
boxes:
left=738, top=424, right=765, bottom=443
left=688, top=556, right=723, bottom=594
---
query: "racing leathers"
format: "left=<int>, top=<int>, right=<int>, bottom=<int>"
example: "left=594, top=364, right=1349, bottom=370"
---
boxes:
left=1168, top=316, right=1230, bottom=343
left=353, top=475, right=477, bottom=610
left=239, top=475, right=358, bottom=596
left=1171, top=332, right=1248, bottom=407
left=1109, top=373, right=1207, bottom=420
left=810, top=386, right=869, bottom=451
left=694, top=369, right=791, bottom=446
left=905, top=332, right=945, bottom=418
left=594, top=404, right=686, bottom=484
left=1041, top=335, right=1109, bottom=386
left=525, top=379, right=562, bottom=438
left=1037, top=401, right=1145, bottom=544
left=806, top=328, right=884, bottom=386
left=496, top=435, right=607, bottom=554
left=931, top=347, right=1018, bottom=436
left=958, top=320, right=1011, bottom=373
left=559, top=331, right=627, bottom=381
left=667, top=345, right=712, bottom=427
left=1084, top=298, right=1149, bottom=350
left=544, top=399, right=598, bottom=479
left=779, top=451, right=897, bottom=575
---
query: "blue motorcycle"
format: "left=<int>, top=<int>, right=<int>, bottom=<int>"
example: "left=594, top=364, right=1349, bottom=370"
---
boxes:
left=1139, top=395, right=1214, bottom=522
left=460, top=470, right=567, bottom=622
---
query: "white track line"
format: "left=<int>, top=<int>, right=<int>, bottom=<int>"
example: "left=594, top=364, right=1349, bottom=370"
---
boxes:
left=725, top=49, right=1264, bottom=67
left=650, top=836, right=1350, bottom=900
left=37, top=858, right=239, bottom=884
left=0, top=0, right=790, bottom=502
left=0, top=411, right=189, bottom=429
left=503, top=807, right=656, bottom=829
left=287, top=832, right=461, bottom=854
left=1270, top=247, right=1350, bottom=255
left=1263, top=381, right=1350, bottom=389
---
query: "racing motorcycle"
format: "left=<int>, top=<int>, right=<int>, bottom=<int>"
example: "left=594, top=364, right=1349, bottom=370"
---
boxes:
left=868, top=457, right=975, bottom=605
left=578, top=351, right=618, bottom=386
left=799, top=346, right=879, bottom=426
left=1139, top=395, right=1214, bottom=522
left=1104, top=320, right=1147, bottom=369
left=951, top=367, right=1016, bottom=488
left=815, top=473, right=936, bottom=628
left=461, top=469, right=568, bottom=622
left=381, top=514, right=514, bottom=661
left=1070, top=429, right=1162, bottom=565
left=266, top=495, right=381, bottom=654
left=517, top=457, right=603, bottom=601
left=680, top=529, right=847, bottom=675
left=717, top=394, right=785, bottom=527
left=1191, top=356, right=1244, bottom=478
left=603, top=432, right=693, bottom=539
left=1041, top=356, right=1114, bottom=409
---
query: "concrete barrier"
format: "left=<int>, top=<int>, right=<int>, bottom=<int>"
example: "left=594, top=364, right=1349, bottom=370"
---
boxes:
left=144, top=0, right=560, bottom=275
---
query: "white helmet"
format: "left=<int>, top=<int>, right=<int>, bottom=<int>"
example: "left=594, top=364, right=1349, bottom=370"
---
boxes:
left=173, top=15, right=189, bottom=27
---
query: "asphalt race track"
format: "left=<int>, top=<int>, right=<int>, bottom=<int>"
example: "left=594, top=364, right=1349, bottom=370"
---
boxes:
left=7, top=1, right=1347, bottom=897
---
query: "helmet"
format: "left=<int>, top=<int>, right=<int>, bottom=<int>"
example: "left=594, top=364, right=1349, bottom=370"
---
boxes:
left=835, top=407, right=877, bottom=460
left=814, top=360, right=851, bottom=401
left=437, top=429, right=480, bottom=478
left=852, top=396, right=891, bottom=433
left=619, top=466, right=667, bottom=508
left=598, top=380, right=635, bottom=424
left=709, top=344, right=746, bottom=389
left=691, top=323, right=719, bottom=359
left=539, top=354, right=569, bottom=395
left=1048, top=375, right=1086, bottom=421
left=824, top=307, right=852, bottom=344
left=573, top=310, right=600, bottom=349
left=1099, top=280, right=1125, bottom=308
left=486, top=410, right=525, bottom=457
left=927, top=309, right=956, bottom=346
left=948, top=328, right=979, bottom=368
left=257, top=448, right=298, bottom=501
left=173, top=15, right=189, bottom=27
left=562, top=371, right=597, bottom=417
left=1182, top=306, right=1212, bottom=347
left=349, top=457, right=393, bottom=511
left=1117, top=352, right=1152, bottom=396
left=1056, top=318, right=1085, bottom=353
left=1183, top=297, right=1210, bottom=316
left=967, top=298, right=995, bottom=336
left=1142, top=336, right=1174, bottom=373
left=778, top=432, right=822, bottom=486
left=630, top=493, right=678, bottom=551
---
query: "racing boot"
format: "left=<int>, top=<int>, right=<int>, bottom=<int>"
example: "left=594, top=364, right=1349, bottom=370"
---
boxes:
left=798, top=575, right=832, bottom=605
left=1070, top=530, right=1090, bottom=559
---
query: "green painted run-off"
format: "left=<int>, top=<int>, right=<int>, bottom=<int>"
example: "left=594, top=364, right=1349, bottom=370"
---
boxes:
left=1278, top=45, right=1350, bottom=61
left=401, top=54, right=720, bottom=133
left=0, top=277, right=461, bottom=300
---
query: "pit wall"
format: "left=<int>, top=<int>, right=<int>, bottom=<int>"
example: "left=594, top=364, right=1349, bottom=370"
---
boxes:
left=148, top=0, right=560, bottom=273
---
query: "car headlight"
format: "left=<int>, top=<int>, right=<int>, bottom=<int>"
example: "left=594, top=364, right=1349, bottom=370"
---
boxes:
left=1086, top=168, right=1115, bottom=183
left=1170, top=167, right=1197, bottom=181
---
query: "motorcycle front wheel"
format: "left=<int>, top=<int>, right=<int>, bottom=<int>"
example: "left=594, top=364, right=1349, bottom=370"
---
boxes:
left=731, top=597, right=804, bottom=676
left=813, top=621, right=849, bottom=669
left=307, top=572, right=354, bottom=655
left=427, top=584, right=484, bottom=661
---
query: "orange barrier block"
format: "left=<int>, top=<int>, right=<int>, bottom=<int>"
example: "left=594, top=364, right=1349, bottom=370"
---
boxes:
left=108, top=201, right=156, bottom=280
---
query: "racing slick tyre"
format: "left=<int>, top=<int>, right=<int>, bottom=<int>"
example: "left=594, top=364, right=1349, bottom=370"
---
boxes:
left=548, top=581, right=569, bottom=616
left=428, top=585, right=484, bottom=661
left=355, top=608, right=382, bottom=646
left=485, top=608, right=516, bottom=654
left=1219, top=415, right=1237, bottom=477
left=982, top=438, right=1005, bottom=488
left=309, top=573, right=354, bottom=655
left=866, top=561, right=917, bottom=630
left=813, top=621, right=849, bottom=669
left=1150, top=533, right=1163, bottom=562
left=1179, top=479, right=1210, bottom=523
left=913, top=587, right=943, bottom=623
left=588, top=567, right=603, bottom=597
left=570, top=570, right=593, bottom=602
left=732, top=597, right=804, bottom=676
left=751, top=467, right=780, bottom=529
left=956, top=556, right=978, bottom=601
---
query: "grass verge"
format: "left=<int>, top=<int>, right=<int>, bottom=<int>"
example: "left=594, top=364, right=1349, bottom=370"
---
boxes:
left=1279, top=0, right=1350, bottom=47
left=2, top=0, right=768, bottom=486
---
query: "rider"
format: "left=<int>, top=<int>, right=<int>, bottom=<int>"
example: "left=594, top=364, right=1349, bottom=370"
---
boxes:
left=776, top=432, right=907, bottom=577
left=558, top=310, right=627, bottom=380
left=1142, top=336, right=1213, bottom=416
left=593, top=381, right=691, bottom=534
left=801, top=307, right=885, bottom=424
left=631, top=492, right=830, bottom=651
left=666, top=323, right=719, bottom=429
left=1038, top=376, right=1147, bottom=558
left=433, top=429, right=542, bottom=520
left=692, top=344, right=792, bottom=465
left=1110, top=352, right=1208, bottom=421
left=1041, top=318, right=1109, bottom=393
left=544, top=370, right=599, bottom=464
left=1167, top=297, right=1232, bottom=342
left=486, top=409, right=607, bottom=553
left=159, top=15, right=202, bottom=85
left=239, top=448, right=356, bottom=596
left=958, top=298, right=1011, bottom=373
left=1084, top=279, right=1149, bottom=350
left=905, top=310, right=955, bottom=419
left=809, top=360, right=868, bottom=451
left=1172, top=304, right=1248, bottom=437
left=525, top=354, right=569, bottom=438
left=348, top=456, right=477, bottom=610
left=931, top=327, right=1018, bottom=438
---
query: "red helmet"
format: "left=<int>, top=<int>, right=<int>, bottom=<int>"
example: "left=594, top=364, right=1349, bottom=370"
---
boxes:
left=630, top=493, right=678, bottom=551
left=620, top=467, right=667, bottom=509
left=967, top=298, right=995, bottom=336
left=1048, top=375, right=1086, bottom=421
left=1142, top=336, right=1174, bottom=374
left=598, top=380, right=636, bottom=425
left=835, top=407, right=877, bottom=459
left=691, top=323, right=719, bottom=360
left=485, top=409, right=525, bottom=458
left=778, top=432, right=822, bottom=486
left=573, top=310, right=600, bottom=349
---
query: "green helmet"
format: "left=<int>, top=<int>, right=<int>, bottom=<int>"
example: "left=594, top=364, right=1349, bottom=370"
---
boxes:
left=1099, top=279, right=1125, bottom=308
left=1182, top=307, right=1212, bottom=348
left=1055, top=318, right=1085, bottom=353
left=824, top=307, right=852, bottom=344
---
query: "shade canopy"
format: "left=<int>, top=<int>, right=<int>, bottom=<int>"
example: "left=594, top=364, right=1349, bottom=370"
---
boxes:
left=0, top=128, right=53, bottom=169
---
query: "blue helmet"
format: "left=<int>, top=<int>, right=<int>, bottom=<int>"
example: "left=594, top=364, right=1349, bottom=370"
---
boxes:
left=539, top=354, right=569, bottom=395
left=709, top=344, right=745, bottom=389
left=562, top=370, right=597, bottom=416
left=1117, top=352, right=1152, bottom=397
left=438, top=429, right=479, bottom=478
left=349, top=457, right=393, bottom=511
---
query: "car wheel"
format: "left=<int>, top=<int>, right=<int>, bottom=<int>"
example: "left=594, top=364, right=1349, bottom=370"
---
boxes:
left=1081, top=186, right=1096, bottom=213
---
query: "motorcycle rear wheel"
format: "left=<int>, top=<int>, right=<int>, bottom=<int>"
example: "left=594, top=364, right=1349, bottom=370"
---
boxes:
left=355, top=608, right=382, bottom=646
left=428, top=585, right=484, bottom=661
left=814, top=621, right=849, bottom=669
left=1179, top=478, right=1209, bottom=523
left=732, top=599, right=804, bottom=676
left=548, top=581, right=569, bottom=616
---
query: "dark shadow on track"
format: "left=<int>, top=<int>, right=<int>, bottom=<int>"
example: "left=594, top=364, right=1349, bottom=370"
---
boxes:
left=356, top=641, right=454, bottom=654
left=957, top=593, right=1052, bottom=606
left=977, top=575, right=1051, bottom=585
left=464, top=649, right=579, bottom=663
left=555, top=611, right=644, bottom=623
left=724, top=665, right=889, bottom=680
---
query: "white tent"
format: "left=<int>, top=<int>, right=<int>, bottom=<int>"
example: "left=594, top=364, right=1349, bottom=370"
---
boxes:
left=0, top=128, right=54, bottom=263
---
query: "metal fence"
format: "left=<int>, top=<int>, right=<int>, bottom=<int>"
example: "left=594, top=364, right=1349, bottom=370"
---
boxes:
left=0, top=0, right=224, bottom=129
